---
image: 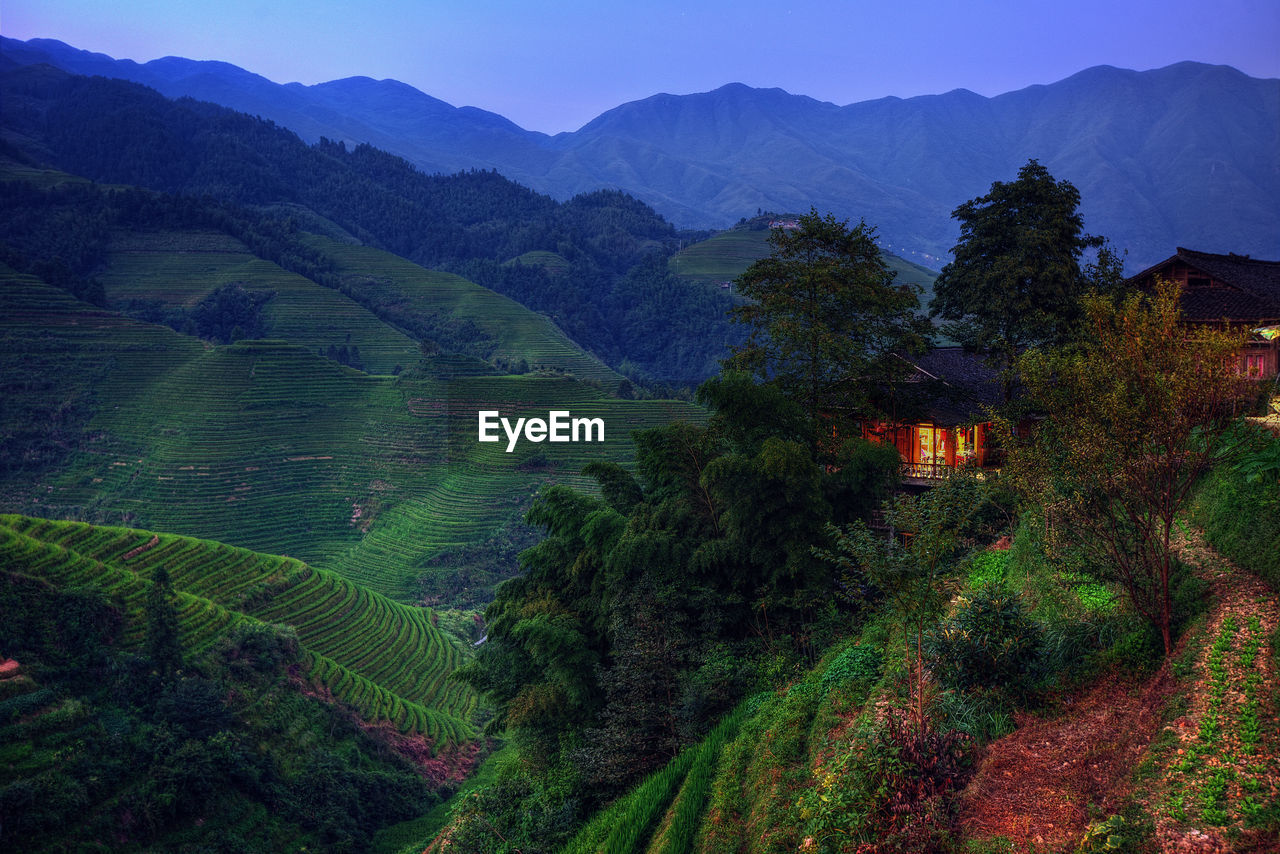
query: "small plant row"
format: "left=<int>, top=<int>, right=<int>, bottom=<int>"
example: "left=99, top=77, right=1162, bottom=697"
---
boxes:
left=1167, top=610, right=1276, bottom=832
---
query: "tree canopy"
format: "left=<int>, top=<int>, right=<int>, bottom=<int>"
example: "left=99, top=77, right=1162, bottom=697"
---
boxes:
left=1009, top=279, right=1249, bottom=654
left=929, top=159, right=1104, bottom=400
left=727, top=209, right=929, bottom=455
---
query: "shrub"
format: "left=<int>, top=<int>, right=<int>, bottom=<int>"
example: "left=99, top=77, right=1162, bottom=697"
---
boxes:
left=220, top=621, right=300, bottom=674
left=926, top=583, right=1041, bottom=694
left=795, top=713, right=972, bottom=853
left=819, top=644, right=883, bottom=694
left=967, top=550, right=1009, bottom=588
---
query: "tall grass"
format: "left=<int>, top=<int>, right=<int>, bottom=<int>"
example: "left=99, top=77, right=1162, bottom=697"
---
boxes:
left=558, top=697, right=758, bottom=854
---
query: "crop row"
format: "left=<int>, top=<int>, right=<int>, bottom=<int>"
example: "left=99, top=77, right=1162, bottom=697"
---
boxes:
left=0, top=522, right=241, bottom=654
left=0, top=515, right=478, bottom=743
left=559, top=697, right=757, bottom=854
left=303, top=651, right=473, bottom=746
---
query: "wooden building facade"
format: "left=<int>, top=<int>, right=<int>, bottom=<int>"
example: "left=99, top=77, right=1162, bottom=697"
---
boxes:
left=1128, top=247, right=1280, bottom=380
left=860, top=348, right=1004, bottom=483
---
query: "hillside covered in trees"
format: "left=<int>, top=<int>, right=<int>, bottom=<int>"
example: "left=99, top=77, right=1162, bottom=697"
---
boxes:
left=1, top=63, right=747, bottom=386
left=2, top=54, right=1278, bottom=854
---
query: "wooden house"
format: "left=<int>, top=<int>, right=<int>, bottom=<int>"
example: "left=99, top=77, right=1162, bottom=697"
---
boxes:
left=1127, top=248, right=1280, bottom=380
left=861, top=348, right=1005, bottom=483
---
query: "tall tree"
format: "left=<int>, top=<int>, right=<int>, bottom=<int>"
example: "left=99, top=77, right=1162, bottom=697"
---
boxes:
left=728, top=209, right=930, bottom=456
left=1011, top=280, right=1249, bottom=654
left=145, top=565, right=183, bottom=677
left=930, top=159, right=1103, bottom=401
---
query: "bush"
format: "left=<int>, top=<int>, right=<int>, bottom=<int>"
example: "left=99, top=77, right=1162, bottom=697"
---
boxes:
left=220, top=621, right=300, bottom=674
left=926, top=583, right=1041, bottom=695
left=794, top=714, right=972, bottom=853
left=819, top=644, right=883, bottom=694
left=1191, top=437, right=1280, bottom=592
left=966, top=550, right=1009, bottom=588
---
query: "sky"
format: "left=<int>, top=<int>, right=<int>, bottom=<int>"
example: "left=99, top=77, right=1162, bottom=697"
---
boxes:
left=5, top=0, right=1279, bottom=134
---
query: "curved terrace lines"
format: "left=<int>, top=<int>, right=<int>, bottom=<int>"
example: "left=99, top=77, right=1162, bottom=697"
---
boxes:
left=0, top=515, right=478, bottom=744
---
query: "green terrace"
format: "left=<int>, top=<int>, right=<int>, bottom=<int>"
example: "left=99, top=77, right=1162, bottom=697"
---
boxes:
left=0, top=515, right=477, bottom=747
left=670, top=221, right=938, bottom=305
left=304, top=236, right=623, bottom=385
left=1, top=270, right=704, bottom=602
left=101, top=229, right=422, bottom=375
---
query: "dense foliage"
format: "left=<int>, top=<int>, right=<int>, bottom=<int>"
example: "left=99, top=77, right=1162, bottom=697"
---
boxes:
left=449, top=376, right=901, bottom=851
left=929, top=159, right=1107, bottom=400
left=0, top=66, right=734, bottom=384
left=1192, top=424, right=1280, bottom=591
left=1011, top=280, right=1249, bottom=653
left=0, top=572, right=440, bottom=853
left=728, top=210, right=930, bottom=452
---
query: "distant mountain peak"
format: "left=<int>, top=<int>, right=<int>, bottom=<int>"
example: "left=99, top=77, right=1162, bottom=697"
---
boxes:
left=4, top=37, right=1276, bottom=268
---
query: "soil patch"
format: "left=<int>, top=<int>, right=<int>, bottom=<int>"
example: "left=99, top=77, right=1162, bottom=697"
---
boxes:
left=956, top=670, right=1173, bottom=850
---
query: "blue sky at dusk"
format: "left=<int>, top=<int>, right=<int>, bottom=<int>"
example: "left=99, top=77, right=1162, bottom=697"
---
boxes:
left=5, top=0, right=1279, bottom=133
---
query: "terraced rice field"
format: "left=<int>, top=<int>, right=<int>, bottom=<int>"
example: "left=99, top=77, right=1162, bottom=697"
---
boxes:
left=102, top=230, right=422, bottom=374
left=2, top=265, right=702, bottom=603
left=306, top=236, right=622, bottom=385
left=330, top=374, right=704, bottom=597
left=0, top=515, right=477, bottom=746
left=507, top=250, right=572, bottom=276
left=669, top=226, right=938, bottom=303
left=557, top=698, right=756, bottom=854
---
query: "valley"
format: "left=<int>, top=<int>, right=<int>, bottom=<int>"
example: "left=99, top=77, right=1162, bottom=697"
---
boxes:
left=1, top=42, right=1278, bottom=854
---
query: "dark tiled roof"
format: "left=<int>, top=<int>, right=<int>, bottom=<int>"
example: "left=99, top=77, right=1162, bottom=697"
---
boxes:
left=899, top=347, right=1003, bottom=425
left=1179, top=287, right=1279, bottom=323
left=1130, top=248, right=1280, bottom=323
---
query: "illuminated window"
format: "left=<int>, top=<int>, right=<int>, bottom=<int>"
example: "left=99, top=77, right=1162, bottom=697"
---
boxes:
left=1245, top=353, right=1265, bottom=377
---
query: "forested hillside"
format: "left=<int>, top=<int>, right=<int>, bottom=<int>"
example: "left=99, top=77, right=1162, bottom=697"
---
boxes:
left=6, top=42, right=1276, bottom=854
left=9, top=37, right=1279, bottom=269
left=0, top=63, right=742, bottom=384
left=0, top=516, right=478, bottom=852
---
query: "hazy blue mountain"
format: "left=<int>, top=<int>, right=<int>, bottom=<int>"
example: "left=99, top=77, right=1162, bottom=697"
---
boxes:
left=5, top=37, right=1278, bottom=269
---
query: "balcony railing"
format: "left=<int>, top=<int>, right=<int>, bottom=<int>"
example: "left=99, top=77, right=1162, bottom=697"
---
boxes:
left=901, top=461, right=953, bottom=480
left=900, top=459, right=997, bottom=481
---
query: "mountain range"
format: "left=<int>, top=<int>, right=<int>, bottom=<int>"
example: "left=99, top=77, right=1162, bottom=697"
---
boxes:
left=3, top=37, right=1280, bottom=269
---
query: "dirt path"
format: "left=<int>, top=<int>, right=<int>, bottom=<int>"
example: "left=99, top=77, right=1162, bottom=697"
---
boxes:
left=956, top=670, right=1173, bottom=849
left=956, top=527, right=1280, bottom=852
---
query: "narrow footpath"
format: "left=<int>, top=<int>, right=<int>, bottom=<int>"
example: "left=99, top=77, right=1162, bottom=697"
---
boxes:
left=956, top=526, right=1280, bottom=852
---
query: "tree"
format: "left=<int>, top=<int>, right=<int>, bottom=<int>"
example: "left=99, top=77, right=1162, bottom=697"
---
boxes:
left=816, top=472, right=987, bottom=731
left=930, top=160, right=1104, bottom=401
left=145, top=566, right=183, bottom=676
left=1011, top=280, right=1249, bottom=654
left=728, top=209, right=930, bottom=455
